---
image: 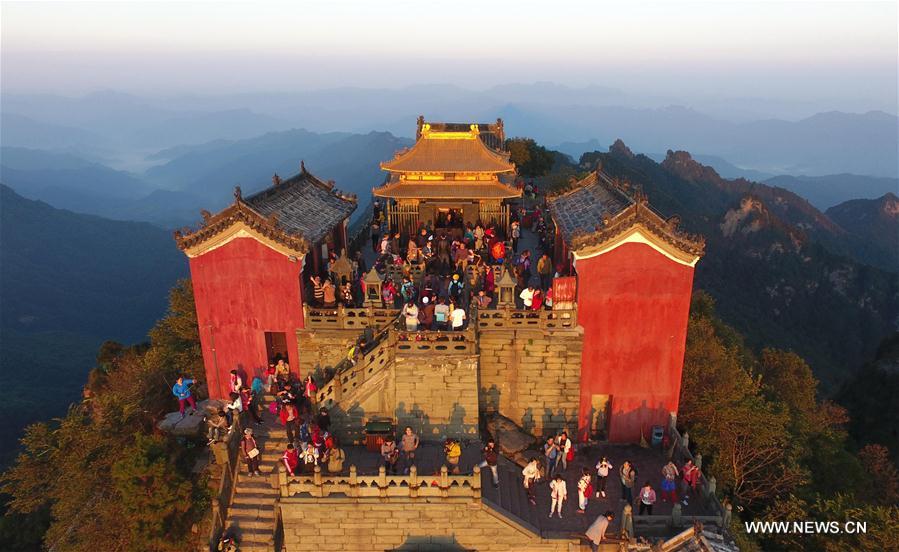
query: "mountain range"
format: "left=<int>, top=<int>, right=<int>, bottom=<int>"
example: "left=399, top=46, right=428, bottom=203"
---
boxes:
left=2, top=88, right=896, bottom=177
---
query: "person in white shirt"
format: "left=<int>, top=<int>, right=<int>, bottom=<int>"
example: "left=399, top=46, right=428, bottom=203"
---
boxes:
left=519, top=285, right=535, bottom=308
left=577, top=468, right=592, bottom=513
left=595, top=456, right=613, bottom=498
left=549, top=474, right=567, bottom=518
left=522, top=458, right=540, bottom=505
left=450, top=303, right=466, bottom=330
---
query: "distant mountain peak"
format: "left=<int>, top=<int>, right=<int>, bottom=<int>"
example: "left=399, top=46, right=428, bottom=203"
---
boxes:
left=662, top=149, right=725, bottom=184
left=609, top=139, right=634, bottom=159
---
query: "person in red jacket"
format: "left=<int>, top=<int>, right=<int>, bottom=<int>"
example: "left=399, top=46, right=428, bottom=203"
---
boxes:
left=281, top=443, right=300, bottom=476
left=279, top=402, right=300, bottom=446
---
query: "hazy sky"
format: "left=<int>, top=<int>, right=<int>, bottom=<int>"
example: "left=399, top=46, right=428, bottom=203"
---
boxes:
left=2, top=1, right=897, bottom=113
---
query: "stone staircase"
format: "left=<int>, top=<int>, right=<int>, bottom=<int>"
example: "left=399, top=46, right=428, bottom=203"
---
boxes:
left=222, top=393, right=285, bottom=552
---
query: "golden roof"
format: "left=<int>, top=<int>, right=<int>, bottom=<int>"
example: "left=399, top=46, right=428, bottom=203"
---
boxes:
left=380, top=123, right=515, bottom=174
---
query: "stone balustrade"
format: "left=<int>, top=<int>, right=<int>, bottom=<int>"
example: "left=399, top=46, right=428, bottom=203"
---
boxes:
left=474, top=306, right=577, bottom=330
left=394, top=327, right=477, bottom=355
left=279, top=464, right=482, bottom=501
left=304, top=305, right=400, bottom=329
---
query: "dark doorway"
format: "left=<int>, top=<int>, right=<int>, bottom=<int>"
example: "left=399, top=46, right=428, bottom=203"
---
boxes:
left=264, top=331, right=289, bottom=365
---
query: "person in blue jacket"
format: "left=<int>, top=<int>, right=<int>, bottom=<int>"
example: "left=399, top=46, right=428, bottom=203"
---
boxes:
left=172, top=376, right=197, bottom=418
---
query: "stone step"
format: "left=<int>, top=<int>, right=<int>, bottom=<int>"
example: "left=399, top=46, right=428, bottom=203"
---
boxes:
left=232, top=493, right=277, bottom=505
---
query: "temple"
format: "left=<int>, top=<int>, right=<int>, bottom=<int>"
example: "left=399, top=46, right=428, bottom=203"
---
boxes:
left=374, top=117, right=520, bottom=234
left=178, top=118, right=731, bottom=552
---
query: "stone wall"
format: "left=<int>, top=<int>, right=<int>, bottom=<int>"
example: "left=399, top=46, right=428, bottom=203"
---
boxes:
left=280, top=498, right=578, bottom=552
left=393, top=353, right=480, bottom=440
left=296, top=328, right=359, bottom=380
left=479, top=328, right=583, bottom=439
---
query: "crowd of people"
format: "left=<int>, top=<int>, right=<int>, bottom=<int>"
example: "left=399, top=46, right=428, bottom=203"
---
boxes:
left=521, top=437, right=705, bottom=525
left=305, top=204, right=566, bottom=341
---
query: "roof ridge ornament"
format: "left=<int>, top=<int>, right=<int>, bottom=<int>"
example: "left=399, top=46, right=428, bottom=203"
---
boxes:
left=234, top=185, right=242, bottom=201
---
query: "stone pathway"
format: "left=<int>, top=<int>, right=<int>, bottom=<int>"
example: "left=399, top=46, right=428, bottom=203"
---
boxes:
left=222, top=393, right=286, bottom=552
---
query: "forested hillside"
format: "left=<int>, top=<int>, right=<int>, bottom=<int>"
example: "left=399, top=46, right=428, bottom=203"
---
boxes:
left=0, top=185, right=187, bottom=467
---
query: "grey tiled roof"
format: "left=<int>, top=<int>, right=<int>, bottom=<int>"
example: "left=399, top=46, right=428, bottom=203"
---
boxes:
left=547, top=172, right=634, bottom=243
left=244, top=170, right=356, bottom=244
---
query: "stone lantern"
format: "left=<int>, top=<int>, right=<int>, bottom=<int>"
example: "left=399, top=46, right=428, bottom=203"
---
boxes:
left=363, top=267, right=383, bottom=306
left=496, top=267, right=517, bottom=307
left=331, top=249, right=355, bottom=285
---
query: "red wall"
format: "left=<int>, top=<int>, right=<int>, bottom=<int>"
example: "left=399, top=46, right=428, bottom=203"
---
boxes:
left=575, top=241, right=695, bottom=443
left=189, top=237, right=305, bottom=399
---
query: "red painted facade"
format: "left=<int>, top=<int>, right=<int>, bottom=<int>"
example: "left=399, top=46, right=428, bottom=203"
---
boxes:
left=575, top=241, right=695, bottom=443
left=190, top=237, right=305, bottom=399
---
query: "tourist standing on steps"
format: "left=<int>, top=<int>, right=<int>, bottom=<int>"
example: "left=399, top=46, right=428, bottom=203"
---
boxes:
left=228, top=369, right=242, bottom=394
left=544, top=437, right=560, bottom=477
left=585, top=511, right=615, bottom=552
left=638, top=481, right=657, bottom=515
left=240, top=385, right=264, bottom=426
left=242, top=428, right=262, bottom=476
left=549, top=474, right=567, bottom=518
left=381, top=435, right=399, bottom=475
left=595, top=456, right=613, bottom=498
left=171, top=376, right=197, bottom=418
left=279, top=401, right=300, bottom=446
left=281, top=443, right=300, bottom=476
left=224, top=391, right=243, bottom=428
left=661, top=461, right=679, bottom=503
left=400, top=426, right=419, bottom=474
left=620, top=460, right=636, bottom=503
left=577, top=468, right=593, bottom=514
left=315, top=407, right=331, bottom=434
left=522, top=458, right=541, bottom=505
left=478, top=439, right=499, bottom=487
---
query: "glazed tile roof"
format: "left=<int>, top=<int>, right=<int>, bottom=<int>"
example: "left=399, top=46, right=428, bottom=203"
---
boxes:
left=547, top=170, right=706, bottom=259
left=381, top=125, right=515, bottom=174
left=547, top=171, right=634, bottom=242
left=244, top=168, right=357, bottom=244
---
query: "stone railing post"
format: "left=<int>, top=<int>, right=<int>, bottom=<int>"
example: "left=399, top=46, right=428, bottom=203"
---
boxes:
left=440, top=466, right=449, bottom=498
left=723, top=502, right=733, bottom=528
left=706, top=476, right=716, bottom=499
left=278, top=464, right=288, bottom=497
left=378, top=466, right=388, bottom=498
left=471, top=466, right=481, bottom=500
left=409, top=465, right=419, bottom=498
left=313, top=465, right=323, bottom=498
left=694, top=452, right=703, bottom=471
left=671, top=502, right=682, bottom=527
left=622, top=503, right=633, bottom=539
left=681, top=431, right=690, bottom=452
left=349, top=465, right=358, bottom=498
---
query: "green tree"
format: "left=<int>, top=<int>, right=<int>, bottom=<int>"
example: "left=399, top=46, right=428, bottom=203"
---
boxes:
left=111, top=434, right=197, bottom=549
left=505, top=138, right=555, bottom=178
left=1, top=279, right=205, bottom=552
